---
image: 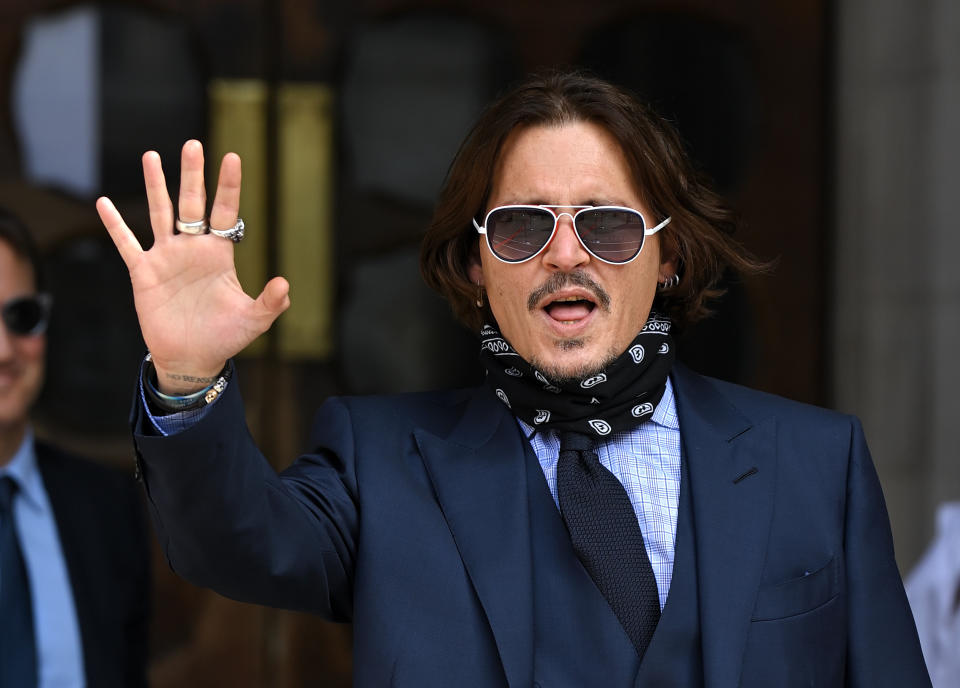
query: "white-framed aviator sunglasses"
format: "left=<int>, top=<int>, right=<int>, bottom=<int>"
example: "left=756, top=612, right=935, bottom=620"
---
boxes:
left=473, top=205, right=671, bottom=265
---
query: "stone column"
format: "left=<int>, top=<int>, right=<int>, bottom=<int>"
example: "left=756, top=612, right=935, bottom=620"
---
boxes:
left=833, top=0, right=960, bottom=570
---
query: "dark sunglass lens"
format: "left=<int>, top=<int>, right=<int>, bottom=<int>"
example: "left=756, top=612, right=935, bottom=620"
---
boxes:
left=1, top=296, right=49, bottom=336
left=486, top=208, right=556, bottom=262
left=575, top=209, right=646, bottom=263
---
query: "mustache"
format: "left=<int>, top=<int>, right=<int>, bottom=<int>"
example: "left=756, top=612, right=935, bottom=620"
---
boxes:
left=527, top=271, right=611, bottom=312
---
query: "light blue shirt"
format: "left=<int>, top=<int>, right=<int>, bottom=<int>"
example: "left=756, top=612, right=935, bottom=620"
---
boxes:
left=519, top=376, right=682, bottom=611
left=1, top=430, right=85, bottom=688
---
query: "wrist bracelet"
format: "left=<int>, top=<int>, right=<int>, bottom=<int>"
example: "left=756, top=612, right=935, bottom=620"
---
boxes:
left=142, top=353, right=233, bottom=413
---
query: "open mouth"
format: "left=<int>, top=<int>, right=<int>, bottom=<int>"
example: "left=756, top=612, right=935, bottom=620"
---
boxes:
left=543, top=295, right=597, bottom=324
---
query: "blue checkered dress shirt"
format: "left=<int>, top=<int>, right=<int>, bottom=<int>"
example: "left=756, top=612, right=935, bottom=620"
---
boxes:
left=518, top=376, right=682, bottom=610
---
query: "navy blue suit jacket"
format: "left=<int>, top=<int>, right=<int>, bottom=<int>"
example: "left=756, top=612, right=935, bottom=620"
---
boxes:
left=133, top=365, right=929, bottom=687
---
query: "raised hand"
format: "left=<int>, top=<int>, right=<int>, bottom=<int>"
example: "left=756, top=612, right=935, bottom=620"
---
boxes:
left=97, top=140, right=290, bottom=395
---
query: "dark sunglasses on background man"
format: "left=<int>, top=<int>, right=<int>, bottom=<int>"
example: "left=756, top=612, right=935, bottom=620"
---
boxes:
left=473, top=205, right=671, bottom=265
left=1, top=294, right=52, bottom=336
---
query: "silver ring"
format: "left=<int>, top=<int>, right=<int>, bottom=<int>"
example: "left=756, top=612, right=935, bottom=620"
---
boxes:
left=209, top=218, right=245, bottom=243
left=175, top=217, right=209, bottom=235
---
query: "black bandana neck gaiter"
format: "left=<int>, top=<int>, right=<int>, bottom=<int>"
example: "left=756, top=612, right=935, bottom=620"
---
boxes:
left=479, top=313, right=676, bottom=438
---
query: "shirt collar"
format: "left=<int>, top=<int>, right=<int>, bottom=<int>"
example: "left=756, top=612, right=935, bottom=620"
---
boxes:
left=0, top=428, right=46, bottom=513
left=517, top=375, right=679, bottom=439
left=651, top=375, right=679, bottom=429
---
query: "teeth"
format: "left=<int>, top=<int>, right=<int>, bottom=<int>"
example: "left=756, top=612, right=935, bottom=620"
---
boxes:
left=553, top=296, right=587, bottom=303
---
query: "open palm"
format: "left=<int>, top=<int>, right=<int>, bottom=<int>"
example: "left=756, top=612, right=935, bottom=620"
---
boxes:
left=97, top=140, right=289, bottom=394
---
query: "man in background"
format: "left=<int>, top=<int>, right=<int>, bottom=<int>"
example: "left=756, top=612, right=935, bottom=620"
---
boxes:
left=0, top=207, right=149, bottom=687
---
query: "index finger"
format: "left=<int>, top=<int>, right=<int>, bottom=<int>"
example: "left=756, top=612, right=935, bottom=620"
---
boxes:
left=143, top=150, right=174, bottom=245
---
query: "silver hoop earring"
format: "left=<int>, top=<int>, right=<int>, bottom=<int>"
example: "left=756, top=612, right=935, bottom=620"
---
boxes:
left=658, top=274, right=680, bottom=290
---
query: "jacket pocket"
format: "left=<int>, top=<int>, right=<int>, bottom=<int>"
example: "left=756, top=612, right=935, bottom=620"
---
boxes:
left=752, top=555, right=840, bottom=621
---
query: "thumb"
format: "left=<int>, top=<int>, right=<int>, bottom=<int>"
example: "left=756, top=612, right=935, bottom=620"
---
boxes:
left=257, top=277, right=290, bottom=321
left=255, top=276, right=291, bottom=319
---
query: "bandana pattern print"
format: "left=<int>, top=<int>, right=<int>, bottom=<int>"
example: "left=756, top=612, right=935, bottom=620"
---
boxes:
left=479, top=313, right=675, bottom=437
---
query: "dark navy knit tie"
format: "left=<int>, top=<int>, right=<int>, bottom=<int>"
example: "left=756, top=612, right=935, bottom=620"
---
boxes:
left=556, top=431, right=660, bottom=659
left=0, top=476, right=38, bottom=686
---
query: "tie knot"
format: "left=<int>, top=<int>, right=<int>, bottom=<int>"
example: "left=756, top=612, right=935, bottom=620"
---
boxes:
left=558, top=431, right=595, bottom=453
left=0, top=476, right=18, bottom=513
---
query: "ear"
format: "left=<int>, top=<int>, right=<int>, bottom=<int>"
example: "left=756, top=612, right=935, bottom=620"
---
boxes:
left=468, top=250, right=484, bottom=286
left=658, top=253, right=679, bottom=284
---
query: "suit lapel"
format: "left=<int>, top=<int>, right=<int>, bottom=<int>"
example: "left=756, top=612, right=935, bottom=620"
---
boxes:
left=672, top=366, right=777, bottom=688
left=414, top=387, right=533, bottom=688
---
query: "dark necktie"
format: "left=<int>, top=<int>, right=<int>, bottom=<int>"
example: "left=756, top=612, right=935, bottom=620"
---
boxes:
left=0, top=476, right=38, bottom=686
left=556, top=431, right=660, bottom=659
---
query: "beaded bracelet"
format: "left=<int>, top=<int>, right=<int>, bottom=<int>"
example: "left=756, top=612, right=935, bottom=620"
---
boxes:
left=141, top=352, right=233, bottom=413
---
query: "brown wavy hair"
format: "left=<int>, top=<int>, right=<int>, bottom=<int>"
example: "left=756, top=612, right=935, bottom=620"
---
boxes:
left=420, top=68, right=764, bottom=333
